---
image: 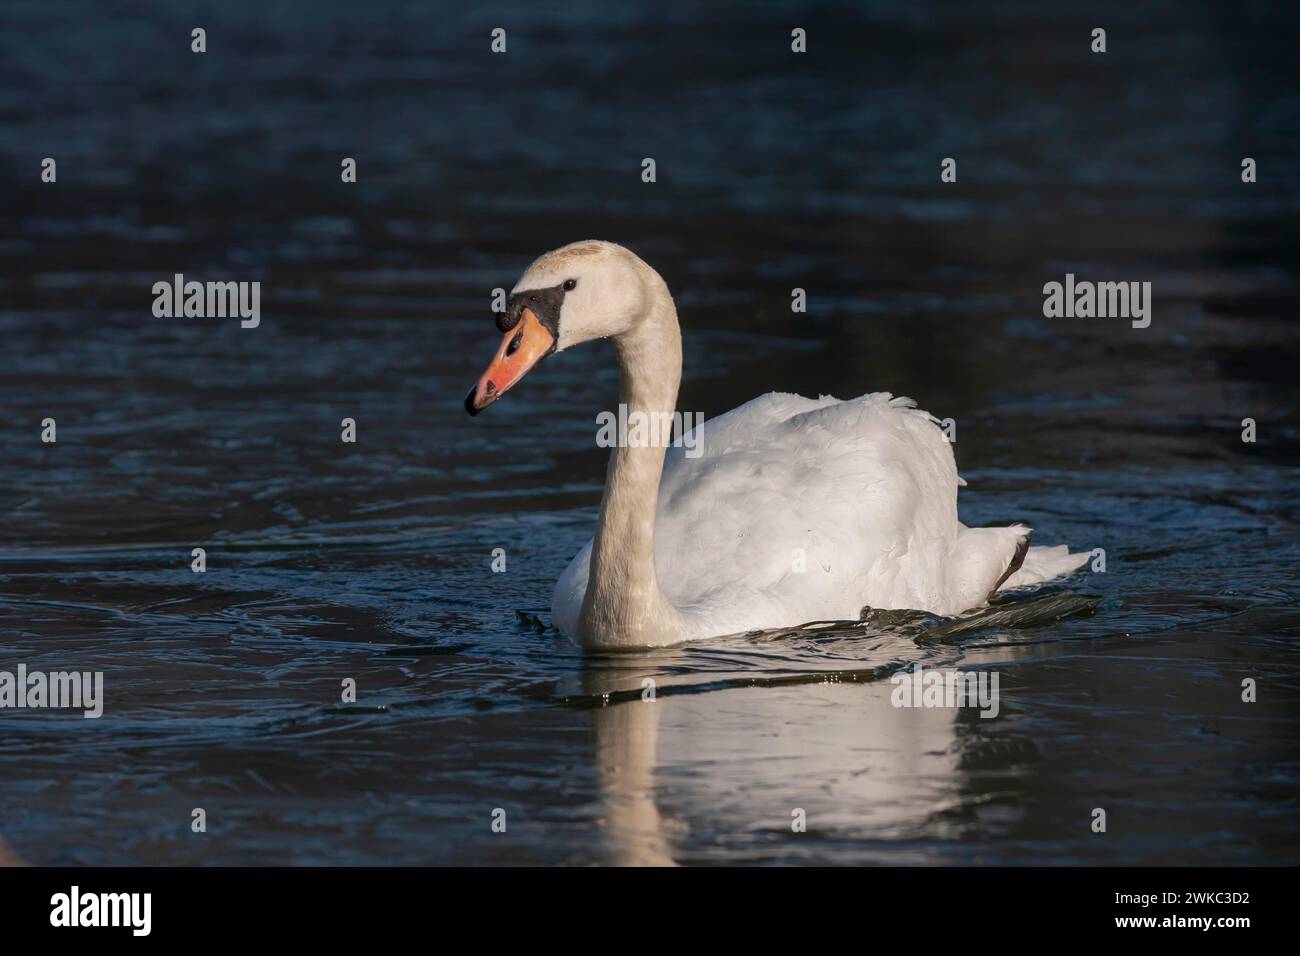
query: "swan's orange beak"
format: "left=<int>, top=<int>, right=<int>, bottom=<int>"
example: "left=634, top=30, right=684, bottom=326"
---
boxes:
left=465, top=307, right=556, bottom=415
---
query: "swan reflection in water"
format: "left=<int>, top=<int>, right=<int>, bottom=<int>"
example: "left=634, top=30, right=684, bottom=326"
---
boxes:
left=574, top=593, right=1099, bottom=865
left=579, top=641, right=967, bottom=866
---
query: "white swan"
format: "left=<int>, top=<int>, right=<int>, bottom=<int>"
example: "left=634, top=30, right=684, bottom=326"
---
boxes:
left=466, top=241, right=1088, bottom=649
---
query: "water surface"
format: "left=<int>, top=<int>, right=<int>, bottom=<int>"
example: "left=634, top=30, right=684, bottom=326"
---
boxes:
left=1, top=0, right=1298, bottom=865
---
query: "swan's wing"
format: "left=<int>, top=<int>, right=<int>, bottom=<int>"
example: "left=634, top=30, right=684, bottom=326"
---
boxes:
left=553, top=390, right=1080, bottom=639
left=651, top=391, right=968, bottom=630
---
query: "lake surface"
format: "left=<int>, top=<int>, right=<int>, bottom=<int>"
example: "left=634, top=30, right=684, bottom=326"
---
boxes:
left=1, top=0, right=1297, bottom=865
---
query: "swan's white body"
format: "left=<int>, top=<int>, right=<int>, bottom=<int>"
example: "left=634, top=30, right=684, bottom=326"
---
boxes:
left=553, top=390, right=1087, bottom=642
left=470, top=241, right=1088, bottom=649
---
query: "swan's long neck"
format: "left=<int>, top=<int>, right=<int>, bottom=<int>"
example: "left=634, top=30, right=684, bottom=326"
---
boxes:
left=578, top=273, right=686, bottom=648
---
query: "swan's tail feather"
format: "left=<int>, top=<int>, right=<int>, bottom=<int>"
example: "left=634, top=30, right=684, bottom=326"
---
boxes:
left=991, top=531, right=1030, bottom=595
left=999, top=544, right=1090, bottom=590
left=949, top=523, right=1031, bottom=611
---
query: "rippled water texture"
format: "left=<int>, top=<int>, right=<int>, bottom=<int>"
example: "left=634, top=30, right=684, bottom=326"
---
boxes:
left=1, top=1, right=1298, bottom=864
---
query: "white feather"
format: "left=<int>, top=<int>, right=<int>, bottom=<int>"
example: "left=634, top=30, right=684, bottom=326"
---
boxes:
left=553, top=390, right=1087, bottom=640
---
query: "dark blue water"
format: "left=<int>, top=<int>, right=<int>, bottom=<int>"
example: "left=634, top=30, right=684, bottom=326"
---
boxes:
left=1, top=0, right=1298, bottom=864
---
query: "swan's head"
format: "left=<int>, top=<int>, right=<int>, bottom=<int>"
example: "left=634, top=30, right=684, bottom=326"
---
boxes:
left=465, top=240, right=651, bottom=415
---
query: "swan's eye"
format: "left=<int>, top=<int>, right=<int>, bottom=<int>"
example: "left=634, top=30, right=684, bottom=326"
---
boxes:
left=562, top=278, right=577, bottom=292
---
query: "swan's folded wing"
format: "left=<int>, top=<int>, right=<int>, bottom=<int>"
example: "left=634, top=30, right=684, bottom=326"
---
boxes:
left=652, top=391, right=964, bottom=626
